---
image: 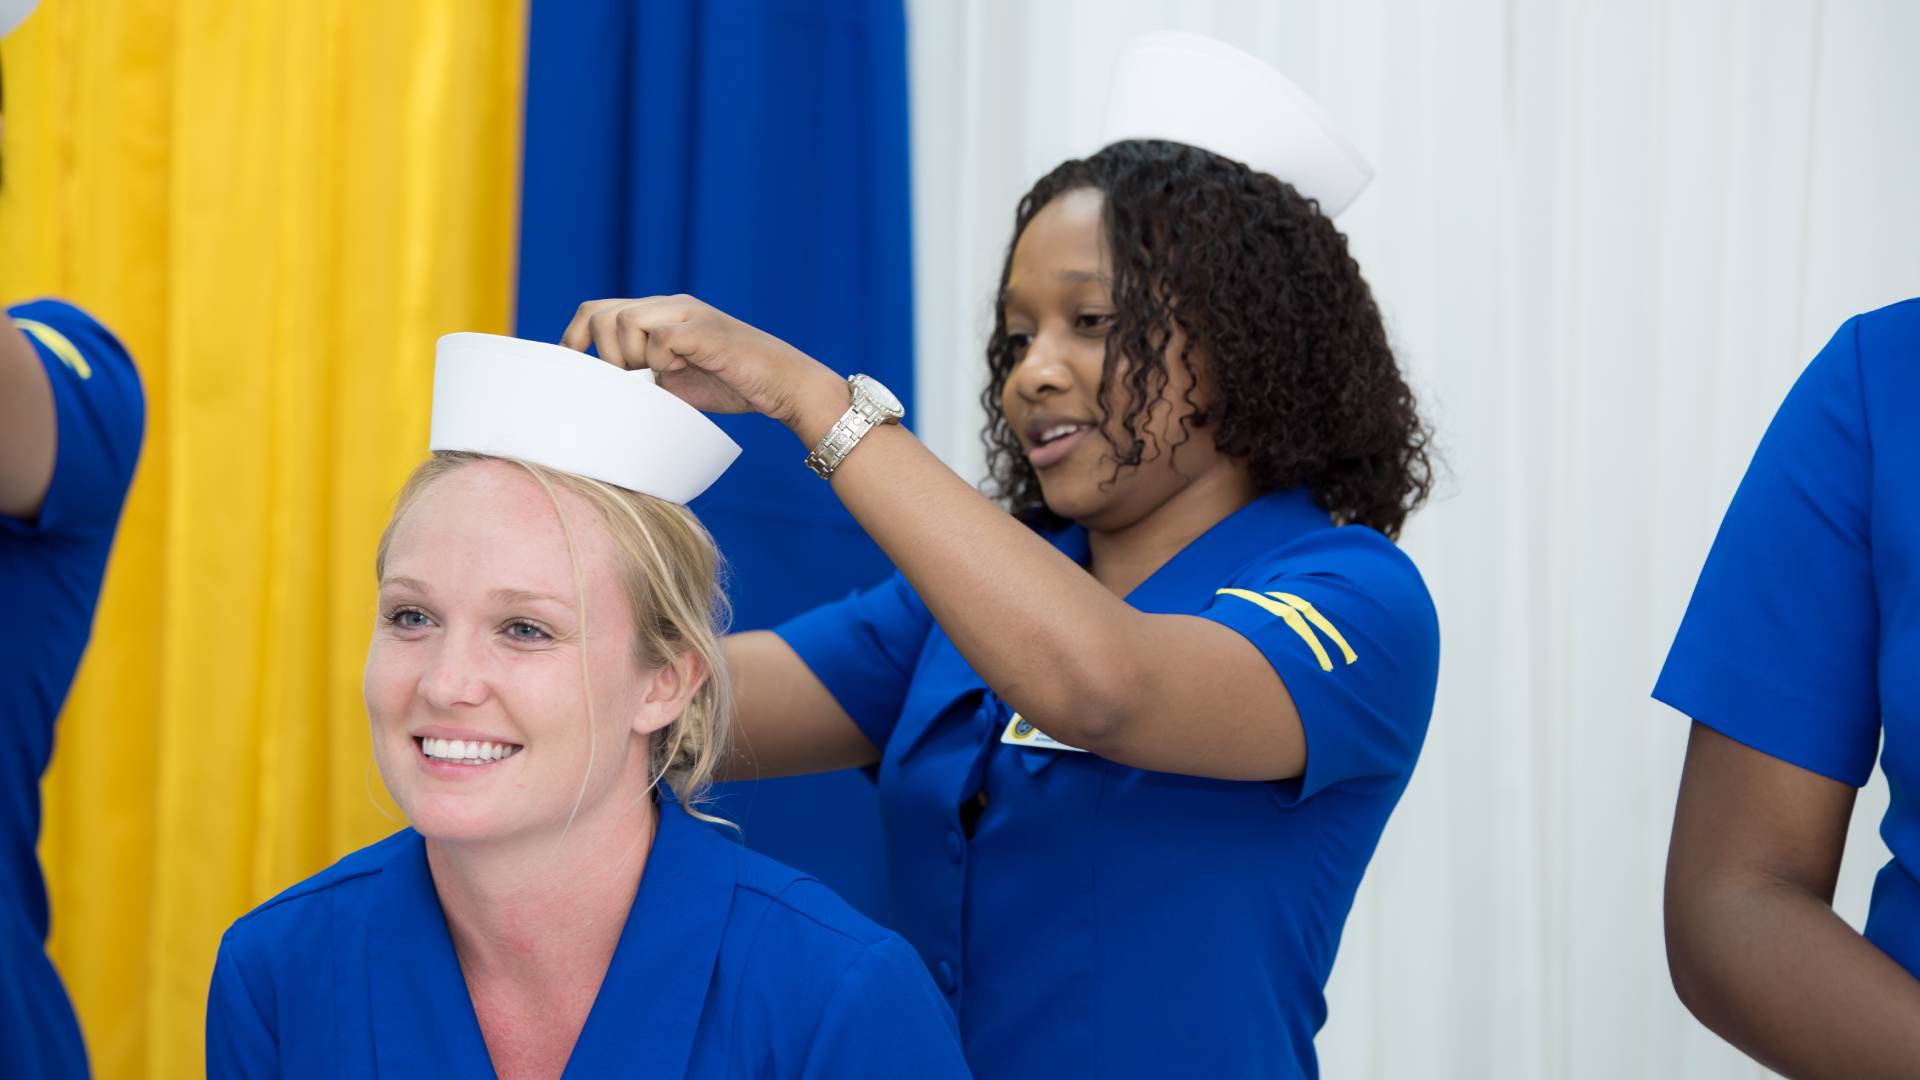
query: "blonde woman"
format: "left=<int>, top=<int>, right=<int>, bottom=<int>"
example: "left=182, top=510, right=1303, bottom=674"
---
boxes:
left=205, top=444, right=967, bottom=1076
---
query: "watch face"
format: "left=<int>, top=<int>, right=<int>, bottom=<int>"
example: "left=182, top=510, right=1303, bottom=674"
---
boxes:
left=855, top=376, right=904, bottom=418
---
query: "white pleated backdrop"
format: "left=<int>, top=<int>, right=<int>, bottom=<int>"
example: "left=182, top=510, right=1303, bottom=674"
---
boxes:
left=904, top=1, right=1920, bottom=1075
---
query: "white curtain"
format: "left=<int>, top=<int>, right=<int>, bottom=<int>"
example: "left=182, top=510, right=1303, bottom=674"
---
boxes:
left=905, top=1, right=1920, bottom=1075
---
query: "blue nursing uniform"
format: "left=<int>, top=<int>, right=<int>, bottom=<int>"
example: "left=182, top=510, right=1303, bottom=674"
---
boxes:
left=776, top=487, right=1440, bottom=1078
left=1656, top=297, right=1920, bottom=979
left=206, top=798, right=970, bottom=1078
left=2, top=300, right=145, bottom=1080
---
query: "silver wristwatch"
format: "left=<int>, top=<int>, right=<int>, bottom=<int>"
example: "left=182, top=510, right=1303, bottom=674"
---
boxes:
left=805, top=374, right=904, bottom=479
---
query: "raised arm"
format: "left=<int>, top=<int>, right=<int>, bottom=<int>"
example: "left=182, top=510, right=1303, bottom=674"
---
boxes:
left=564, top=297, right=1336, bottom=782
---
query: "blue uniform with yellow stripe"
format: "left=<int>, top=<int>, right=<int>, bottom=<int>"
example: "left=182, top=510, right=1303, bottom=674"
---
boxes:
left=206, top=798, right=971, bottom=1077
left=1657, top=298, right=1920, bottom=980
left=776, top=487, right=1439, bottom=1078
left=2, top=300, right=145, bottom=1080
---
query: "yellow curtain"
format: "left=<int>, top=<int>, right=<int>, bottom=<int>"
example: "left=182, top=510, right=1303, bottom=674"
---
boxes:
left=0, top=2, right=526, bottom=1075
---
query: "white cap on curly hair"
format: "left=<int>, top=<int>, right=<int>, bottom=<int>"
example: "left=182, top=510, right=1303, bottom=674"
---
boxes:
left=1, top=0, right=38, bottom=39
left=1100, top=30, right=1373, bottom=217
left=429, top=333, right=741, bottom=504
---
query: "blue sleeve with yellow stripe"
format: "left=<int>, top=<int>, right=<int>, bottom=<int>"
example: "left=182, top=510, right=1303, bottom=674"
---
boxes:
left=4, top=299, right=145, bottom=539
left=1202, top=530, right=1440, bottom=804
left=773, top=571, right=935, bottom=751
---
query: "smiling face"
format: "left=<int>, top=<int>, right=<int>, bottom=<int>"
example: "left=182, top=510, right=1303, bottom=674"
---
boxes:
left=997, top=187, right=1246, bottom=533
left=365, top=458, right=685, bottom=845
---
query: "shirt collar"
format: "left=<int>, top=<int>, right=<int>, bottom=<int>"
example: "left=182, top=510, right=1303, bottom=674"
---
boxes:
left=365, top=798, right=737, bottom=1077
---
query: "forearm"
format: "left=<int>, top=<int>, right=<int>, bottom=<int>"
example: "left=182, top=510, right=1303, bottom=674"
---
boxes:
left=1667, top=875, right=1920, bottom=1077
left=785, top=375, right=1142, bottom=742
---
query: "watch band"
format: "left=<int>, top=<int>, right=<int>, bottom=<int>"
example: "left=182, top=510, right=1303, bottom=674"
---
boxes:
left=804, top=375, right=901, bottom=479
left=804, top=407, right=878, bottom=479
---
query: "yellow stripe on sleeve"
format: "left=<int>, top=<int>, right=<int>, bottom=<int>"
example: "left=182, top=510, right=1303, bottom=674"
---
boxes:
left=1267, top=592, right=1357, bottom=665
left=12, top=318, right=93, bottom=379
left=1216, top=588, right=1334, bottom=672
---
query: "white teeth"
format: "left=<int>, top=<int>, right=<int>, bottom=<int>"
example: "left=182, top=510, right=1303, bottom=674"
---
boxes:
left=419, top=737, right=521, bottom=764
left=1038, top=423, right=1084, bottom=444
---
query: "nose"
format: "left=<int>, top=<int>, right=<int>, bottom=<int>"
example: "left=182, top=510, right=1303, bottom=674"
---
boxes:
left=1007, top=328, right=1075, bottom=404
left=417, top=632, right=492, bottom=711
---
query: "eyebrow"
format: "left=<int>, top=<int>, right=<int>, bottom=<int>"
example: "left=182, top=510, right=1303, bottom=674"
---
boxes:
left=377, top=577, right=574, bottom=610
left=1000, top=270, right=1114, bottom=309
left=488, top=587, right=574, bottom=609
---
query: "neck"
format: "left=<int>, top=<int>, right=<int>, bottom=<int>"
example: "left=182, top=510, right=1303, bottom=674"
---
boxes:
left=426, top=773, right=660, bottom=991
left=1085, top=460, right=1259, bottom=597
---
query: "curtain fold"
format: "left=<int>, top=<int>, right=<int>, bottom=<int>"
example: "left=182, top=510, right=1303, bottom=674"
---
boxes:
left=0, top=3, right=526, bottom=1075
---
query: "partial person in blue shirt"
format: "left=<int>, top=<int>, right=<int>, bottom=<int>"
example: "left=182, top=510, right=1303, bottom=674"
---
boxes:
left=1, top=298, right=145, bottom=1080
left=206, top=453, right=968, bottom=1078
left=1659, top=299, right=1920, bottom=1075
left=562, top=138, right=1441, bottom=1079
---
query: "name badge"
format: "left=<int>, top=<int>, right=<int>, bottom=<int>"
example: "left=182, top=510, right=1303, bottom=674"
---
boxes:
left=1000, top=714, right=1088, bottom=753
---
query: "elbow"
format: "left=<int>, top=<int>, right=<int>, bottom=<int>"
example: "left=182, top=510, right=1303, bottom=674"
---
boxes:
left=1024, top=650, right=1147, bottom=749
left=1663, top=868, right=1745, bottom=1035
left=1663, top=869, right=1709, bottom=1020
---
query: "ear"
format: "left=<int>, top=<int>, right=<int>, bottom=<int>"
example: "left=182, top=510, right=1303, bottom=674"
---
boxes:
left=631, top=648, right=710, bottom=737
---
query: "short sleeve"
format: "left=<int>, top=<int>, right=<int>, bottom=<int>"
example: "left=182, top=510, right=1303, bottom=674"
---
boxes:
left=2, top=299, right=146, bottom=539
left=205, top=936, right=278, bottom=1078
left=1200, top=535, right=1440, bottom=804
left=799, top=935, right=970, bottom=1079
left=773, top=572, right=934, bottom=750
left=1654, top=317, right=1881, bottom=786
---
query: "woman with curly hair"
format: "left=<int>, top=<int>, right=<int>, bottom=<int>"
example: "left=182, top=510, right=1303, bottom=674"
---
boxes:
left=562, top=36, right=1437, bottom=1078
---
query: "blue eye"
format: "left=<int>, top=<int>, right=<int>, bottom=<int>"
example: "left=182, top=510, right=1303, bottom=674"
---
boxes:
left=385, top=607, right=432, bottom=629
left=505, top=620, right=550, bottom=642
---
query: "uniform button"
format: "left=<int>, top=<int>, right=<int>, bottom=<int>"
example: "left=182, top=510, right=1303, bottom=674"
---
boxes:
left=945, top=829, right=965, bottom=864
left=935, top=960, right=957, bottom=994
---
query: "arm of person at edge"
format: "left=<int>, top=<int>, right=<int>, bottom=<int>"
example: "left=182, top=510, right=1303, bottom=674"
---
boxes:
left=1666, top=724, right=1920, bottom=1077
left=562, top=296, right=1307, bottom=783
left=0, top=318, right=58, bottom=519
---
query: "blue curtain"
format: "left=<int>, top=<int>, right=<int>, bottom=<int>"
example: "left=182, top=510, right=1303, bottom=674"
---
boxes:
left=515, top=0, right=911, bottom=921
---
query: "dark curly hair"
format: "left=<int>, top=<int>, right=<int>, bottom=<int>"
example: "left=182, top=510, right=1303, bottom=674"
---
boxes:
left=982, top=139, right=1433, bottom=538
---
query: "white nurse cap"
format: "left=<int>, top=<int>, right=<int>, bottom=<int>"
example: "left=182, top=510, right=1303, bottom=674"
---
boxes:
left=429, top=333, right=741, bottom=504
left=1099, top=31, right=1374, bottom=218
left=1, top=0, right=38, bottom=39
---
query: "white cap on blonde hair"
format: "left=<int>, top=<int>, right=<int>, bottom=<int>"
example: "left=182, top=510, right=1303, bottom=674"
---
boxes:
left=429, top=333, right=741, bottom=504
left=1099, top=30, right=1374, bottom=217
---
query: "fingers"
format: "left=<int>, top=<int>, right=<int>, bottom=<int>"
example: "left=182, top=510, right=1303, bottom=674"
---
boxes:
left=584, top=307, right=622, bottom=369
left=560, top=297, right=703, bottom=371
left=643, top=319, right=689, bottom=375
left=625, top=307, right=672, bottom=374
left=560, top=299, right=618, bottom=353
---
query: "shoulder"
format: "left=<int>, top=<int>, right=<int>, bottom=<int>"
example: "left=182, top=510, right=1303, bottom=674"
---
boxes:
left=1792, top=298, right=1920, bottom=408
left=728, top=843, right=896, bottom=958
left=1851, top=296, right=1920, bottom=350
left=8, top=298, right=142, bottom=392
left=1234, top=525, right=1435, bottom=626
left=221, top=831, right=413, bottom=956
left=721, top=842, right=935, bottom=1000
left=1849, top=297, right=1920, bottom=400
left=709, top=845, right=962, bottom=1072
